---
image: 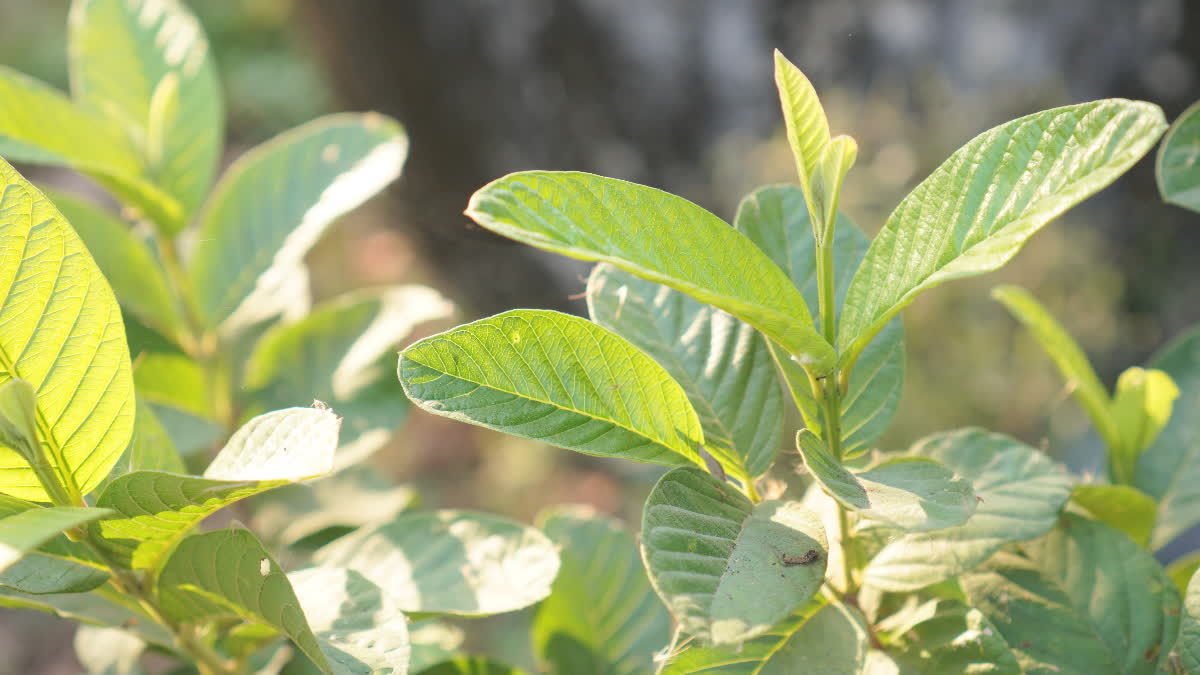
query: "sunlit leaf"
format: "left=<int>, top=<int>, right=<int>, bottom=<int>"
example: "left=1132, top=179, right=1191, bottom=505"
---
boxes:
left=587, top=264, right=782, bottom=480
left=74, top=625, right=146, bottom=675
left=1168, top=553, right=1200, bottom=595
left=1070, top=483, right=1156, bottom=548
left=863, top=428, right=1071, bottom=591
left=1157, top=99, right=1200, bottom=213
left=290, top=567, right=410, bottom=674
left=641, top=467, right=827, bottom=647
left=839, top=100, right=1166, bottom=368
left=466, top=171, right=835, bottom=373
left=70, top=0, right=223, bottom=221
left=878, top=599, right=1019, bottom=674
left=408, top=621, right=465, bottom=673
left=1178, top=567, right=1200, bottom=672
left=774, top=50, right=829, bottom=182
left=962, top=514, right=1179, bottom=675
left=400, top=309, right=705, bottom=469
left=533, top=506, right=669, bottom=674
left=1110, top=366, right=1179, bottom=482
left=187, top=113, right=408, bottom=331
left=0, top=159, right=135, bottom=502
left=315, top=510, right=559, bottom=615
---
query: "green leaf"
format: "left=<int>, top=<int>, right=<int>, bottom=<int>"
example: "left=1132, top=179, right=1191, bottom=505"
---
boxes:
left=133, top=351, right=210, bottom=420
left=992, top=284, right=1118, bottom=448
left=962, top=514, right=1179, bottom=675
left=1070, top=484, right=1157, bottom=548
left=641, top=467, right=827, bottom=647
left=419, top=657, right=529, bottom=675
left=400, top=309, right=705, bottom=469
left=863, top=428, right=1071, bottom=591
left=773, top=50, right=830, bottom=182
left=533, top=505, right=670, bottom=674
left=47, top=190, right=185, bottom=341
left=0, top=505, right=110, bottom=573
left=156, top=528, right=330, bottom=671
left=74, top=625, right=146, bottom=675
left=586, top=264, right=782, bottom=479
left=734, top=186, right=904, bottom=456
left=0, top=379, right=40, bottom=461
left=1156, top=99, right=1200, bottom=213
left=70, top=0, right=223, bottom=220
left=90, top=406, right=340, bottom=572
left=1135, top=326, right=1200, bottom=549
left=289, top=567, right=411, bottom=674
left=0, top=546, right=108, bottom=594
left=880, top=600, right=1020, bottom=674
left=809, top=136, right=858, bottom=241
left=187, top=113, right=408, bottom=331
left=247, top=285, right=452, bottom=469
left=314, top=510, right=560, bottom=615
left=1110, top=367, right=1180, bottom=482
left=796, top=430, right=975, bottom=532
left=0, top=159, right=135, bottom=502
left=408, top=621, right=466, bottom=673
left=0, top=67, right=183, bottom=227
left=1168, top=552, right=1200, bottom=595
left=251, top=465, right=417, bottom=549
left=0, top=585, right=172, bottom=647
left=122, top=398, right=185, bottom=475
left=1179, top=568, right=1200, bottom=672
left=465, top=171, right=835, bottom=373
left=839, top=100, right=1166, bottom=368
left=662, top=602, right=869, bottom=674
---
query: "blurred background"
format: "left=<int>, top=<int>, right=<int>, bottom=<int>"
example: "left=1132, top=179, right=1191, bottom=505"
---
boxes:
left=1, top=0, right=1198, bottom=671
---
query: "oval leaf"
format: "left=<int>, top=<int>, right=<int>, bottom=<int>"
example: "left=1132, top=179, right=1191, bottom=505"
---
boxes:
left=203, top=406, right=340, bottom=482
left=641, top=467, right=827, bottom=647
left=962, top=514, right=1179, bottom=675
left=839, top=100, right=1166, bottom=366
left=1157, top=99, right=1200, bottom=213
left=290, top=567, right=411, bottom=674
left=774, top=50, right=830, bottom=181
left=1070, top=483, right=1157, bottom=548
left=187, top=112, right=408, bottom=330
left=1179, top=568, right=1200, bottom=673
left=533, top=506, right=670, bottom=674
left=465, top=171, right=835, bottom=373
left=587, top=264, right=782, bottom=479
left=796, top=430, right=975, bottom=532
left=400, top=309, right=704, bottom=469
left=0, top=159, right=135, bottom=502
left=315, top=510, right=559, bottom=615
left=863, top=428, right=1072, bottom=591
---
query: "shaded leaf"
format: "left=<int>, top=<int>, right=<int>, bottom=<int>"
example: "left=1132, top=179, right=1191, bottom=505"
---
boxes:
left=290, top=567, right=410, bottom=674
left=0, top=159, right=135, bottom=502
left=400, top=309, right=705, bottom=469
left=533, top=505, right=670, bottom=674
left=315, top=510, right=559, bottom=615
left=419, top=657, right=529, bottom=675
left=839, top=101, right=1166, bottom=367
left=962, top=514, right=1179, bottom=675
left=187, top=113, right=407, bottom=331
left=863, top=428, right=1072, bottom=591
left=0, top=506, right=109, bottom=573
left=796, top=430, right=975, bottom=532
left=641, top=467, right=827, bottom=647
left=879, top=599, right=1020, bottom=674
left=465, top=171, right=835, bottom=372
left=0, top=585, right=172, bottom=647
left=587, top=264, right=782, bottom=479
left=1157, top=99, right=1200, bottom=213
left=1070, top=484, right=1157, bottom=548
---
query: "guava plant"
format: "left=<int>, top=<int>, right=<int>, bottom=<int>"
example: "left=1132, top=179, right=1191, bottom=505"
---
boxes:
left=0, top=2, right=568, bottom=674
left=396, top=51, right=1200, bottom=672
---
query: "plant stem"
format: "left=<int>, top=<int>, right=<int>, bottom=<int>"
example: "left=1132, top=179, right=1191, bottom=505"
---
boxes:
left=815, top=243, right=837, bottom=345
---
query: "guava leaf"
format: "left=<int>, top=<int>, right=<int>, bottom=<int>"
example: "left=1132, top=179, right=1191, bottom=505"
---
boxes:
left=0, top=506, right=109, bottom=573
left=290, top=567, right=410, bottom=674
left=1157, top=99, right=1200, bottom=213
left=419, top=657, right=529, bottom=675
left=465, top=171, right=835, bottom=373
left=774, top=50, right=830, bottom=182
left=1110, top=367, right=1179, bottom=482
left=641, top=467, right=827, bottom=647
left=878, top=599, right=1019, bottom=674
left=1070, top=483, right=1157, bottom=548
left=400, top=309, right=705, bottom=469
left=1178, top=567, right=1200, bottom=673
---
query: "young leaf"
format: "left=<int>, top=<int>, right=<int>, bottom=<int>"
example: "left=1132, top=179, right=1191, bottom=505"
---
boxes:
left=1135, top=326, right=1200, bottom=549
left=400, top=309, right=706, bottom=468
left=1157, top=99, right=1200, bottom=213
left=662, top=602, right=869, bottom=674
left=587, top=264, right=783, bottom=479
left=1110, top=367, right=1179, bottom=482
left=465, top=171, right=836, bottom=373
left=735, top=186, right=904, bottom=456
left=533, top=506, right=670, bottom=674
left=289, top=567, right=411, bottom=674
left=880, top=600, right=1020, bottom=674
left=796, top=431, right=975, bottom=532
left=863, top=428, right=1072, bottom=591
left=314, top=510, right=560, bottom=615
left=90, top=407, right=340, bottom=572
left=47, top=191, right=186, bottom=341
left=1179, top=568, right=1200, bottom=672
left=773, top=50, right=830, bottom=182
left=809, top=136, right=858, bottom=241
left=247, top=285, right=453, bottom=469
left=992, top=284, right=1118, bottom=449
left=1070, top=483, right=1157, bottom=547
left=69, top=0, right=223, bottom=220
left=187, top=113, right=408, bottom=331
left=641, top=467, right=827, bottom=647
left=1169, top=553, right=1200, bottom=595
left=0, top=159, right=135, bottom=502
left=962, top=515, right=1179, bottom=675
left=0, top=506, right=110, bottom=573
left=156, top=528, right=331, bottom=672
left=838, top=100, right=1167, bottom=368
